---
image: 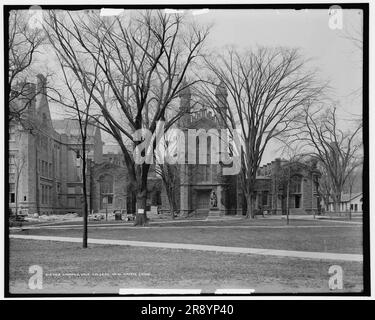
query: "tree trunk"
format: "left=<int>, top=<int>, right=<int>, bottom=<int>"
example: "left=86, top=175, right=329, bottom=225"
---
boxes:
left=15, top=176, right=19, bottom=218
left=286, top=181, right=290, bottom=225
left=333, top=192, right=341, bottom=213
left=167, top=188, right=177, bottom=219
left=82, top=152, right=88, bottom=248
left=246, top=195, right=255, bottom=219
left=134, top=189, right=148, bottom=226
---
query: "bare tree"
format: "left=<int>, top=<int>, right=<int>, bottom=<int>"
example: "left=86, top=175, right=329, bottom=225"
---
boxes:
left=200, top=47, right=324, bottom=218
left=274, top=147, right=319, bottom=224
left=155, top=163, right=179, bottom=218
left=8, top=10, right=44, bottom=127
left=293, top=105, right=362, bottom=213
left=340, top=16, right=363, bottom=51
left=46, top=50, right=100, bottom=248
left=44, top=10, right=209, bottom=226
left=317, top=164, right=331, bottom=213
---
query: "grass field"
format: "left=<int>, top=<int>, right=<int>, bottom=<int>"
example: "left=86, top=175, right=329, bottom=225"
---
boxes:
left=8, top=217, right=364, bottom=294
left=9, top=239, right=363, bottom=294
left=16, top=221, right=363, bottom=254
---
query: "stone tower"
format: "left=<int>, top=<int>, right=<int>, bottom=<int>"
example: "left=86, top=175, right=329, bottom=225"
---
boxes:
left=215, top=80, right=228, bottom=128
left=178, top=79, right=191, bottom=128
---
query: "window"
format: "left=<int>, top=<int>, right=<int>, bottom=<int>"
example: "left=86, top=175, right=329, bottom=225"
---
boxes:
left=68, top=187, right=75, bottom=194
left=294, top=195, right=301, bottom=209
left=9, top=154, right=16, bottom=164
left=41, top=185, right=44, bottom=204
left=9, top=164, right=16, bottom=174
left=9, top=125, right=16, bottom=141
left=49, top=164, right=52, bottom=178
left=201, top=165, right=211, bottom=182
left=350, top=204, right=354, bottom=211
left=9, top=155, right=16, bottom=174
left=99, top=175, right=114, bottom=209
left=354, top=204, right=358, bottom=212
left=262, top=191, right=268, bottom=206
left=290, top=177, right=302, bottom=193
left=9, top=183, right=15, bottom=203
left=107, top=195, right=113, bottom=205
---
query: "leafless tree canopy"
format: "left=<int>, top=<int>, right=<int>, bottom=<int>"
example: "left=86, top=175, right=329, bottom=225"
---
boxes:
left=44, top=10, right=209, bottom=225
left=293, top=105, right=362, bottom=211
left=9, top=10, right=44, bottom=125
left=199, top=47, right=324, bottom=217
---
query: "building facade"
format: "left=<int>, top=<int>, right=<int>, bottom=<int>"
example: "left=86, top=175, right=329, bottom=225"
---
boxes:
left=327, top=192, right=363, bottom=214
left=8, top=75, right=320, bottom=217
left=173, top=81, right=320, bottom=216
left=8, top=74, right=103, bottom=216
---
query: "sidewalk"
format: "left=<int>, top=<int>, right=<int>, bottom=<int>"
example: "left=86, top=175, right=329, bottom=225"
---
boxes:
left=10, top=234, right=363, bottom=262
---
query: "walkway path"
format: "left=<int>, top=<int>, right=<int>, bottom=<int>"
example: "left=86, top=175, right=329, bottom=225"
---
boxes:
left=10, top=234, right=363, bottom=262
left=20, top=224, right=361, bottom=230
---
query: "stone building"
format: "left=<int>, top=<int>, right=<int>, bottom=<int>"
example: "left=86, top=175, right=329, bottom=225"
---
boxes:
left=251, top=159, right=321, bottom=215
left=8, top=74, right=103, bottom=216
left=171, top=81, right=320, bottom=216
left=8, top=75, right=320, bottom=217
left=89, top=160, right=162, bottom=215
left=173, top=81, right=238, bottom=216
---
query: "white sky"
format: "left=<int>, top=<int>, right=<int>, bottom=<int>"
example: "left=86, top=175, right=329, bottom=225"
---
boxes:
left=38, top=8, right=363, bottom=165
left=192, top=8, right=363, bottom=164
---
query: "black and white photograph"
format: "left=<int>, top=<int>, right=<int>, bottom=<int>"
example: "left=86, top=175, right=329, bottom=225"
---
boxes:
left=3, top=2, right=370, bottom=299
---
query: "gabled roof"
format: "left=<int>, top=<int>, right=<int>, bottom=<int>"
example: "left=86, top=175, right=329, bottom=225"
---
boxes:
left=52, top=118, right=97, bottom=137
left=328, top=192, right=363, bottom=203
left=340, top=192, right=363, bottom=202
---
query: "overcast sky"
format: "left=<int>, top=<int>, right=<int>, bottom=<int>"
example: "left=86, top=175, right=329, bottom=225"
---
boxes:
left=43, top=8, right=363, bottom=165
left=192, top=8, right=363, bottom=164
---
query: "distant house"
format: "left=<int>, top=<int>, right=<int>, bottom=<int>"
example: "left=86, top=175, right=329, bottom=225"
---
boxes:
left=328, top=192, right=363, bottom=213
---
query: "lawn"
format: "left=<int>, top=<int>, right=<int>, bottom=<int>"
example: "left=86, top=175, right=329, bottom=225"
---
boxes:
left=9, top=239, right=363, bottom=294
left=19, top=215, right=352, bottom=228
left=16, top=222, right=363, bottom=254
